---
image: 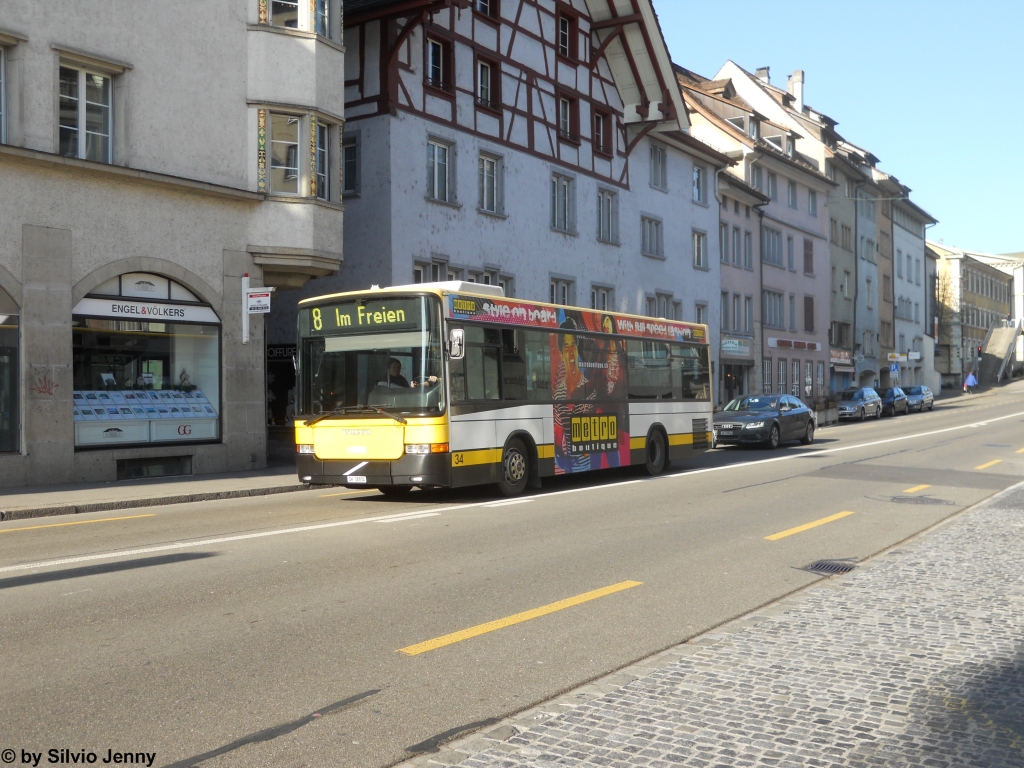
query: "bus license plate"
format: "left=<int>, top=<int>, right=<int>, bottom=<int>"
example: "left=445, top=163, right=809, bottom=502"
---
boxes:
left=347, top=476, right=367, bottom=484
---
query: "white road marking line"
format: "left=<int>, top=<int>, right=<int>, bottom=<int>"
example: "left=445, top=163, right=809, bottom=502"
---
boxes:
left=373, top=512, right=440, bottom=523
left=484, top=499, right=536, bottom=508
left=6, top=407, right=1023, bottom=576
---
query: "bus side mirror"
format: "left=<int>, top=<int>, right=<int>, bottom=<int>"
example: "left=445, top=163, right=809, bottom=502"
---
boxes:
left=449, top=328, right=465, bottom=360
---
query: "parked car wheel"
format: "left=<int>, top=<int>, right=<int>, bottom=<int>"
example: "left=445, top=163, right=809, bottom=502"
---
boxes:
left=765, top=423, right=780, bottom=449
left=859, top=408, right=866, bottom=422
left=875, top=405, right=882, bottom=419
left=928, top=402, right=934, bottom=411
left=800, top=421, right=815, bottom=445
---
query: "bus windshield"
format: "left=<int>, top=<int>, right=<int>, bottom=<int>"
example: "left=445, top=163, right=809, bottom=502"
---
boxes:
left=297, top=295, right=444, bottom=417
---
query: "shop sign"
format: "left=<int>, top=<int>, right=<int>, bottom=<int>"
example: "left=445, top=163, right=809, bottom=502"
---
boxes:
left=887, top=352, right=908, bottom=362
left=72, top=297, right=220, bottom=324
left=247, top=290, right=272, bottom=314
left=720, top=337, right=753, bottom=358
left=767, top=337, right=822, bottom=352
left=830, top=349, right=852, bottom=365
left=908, top=351, right=922, bottom=361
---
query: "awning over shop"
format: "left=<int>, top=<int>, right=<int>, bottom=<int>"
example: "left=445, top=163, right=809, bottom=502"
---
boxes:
left=832, top=365, right=856, bottom=373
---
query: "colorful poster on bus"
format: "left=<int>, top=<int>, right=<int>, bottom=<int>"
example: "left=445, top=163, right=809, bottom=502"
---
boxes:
left=550, top=309, right=630, bottom=474
left=447, top=294, right=705, bottom=343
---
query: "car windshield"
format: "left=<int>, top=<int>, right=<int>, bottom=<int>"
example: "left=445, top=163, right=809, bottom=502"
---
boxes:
left=840, top=390, right=863, bottom=401
left=725, top=396, right=778, bottom=411
left=297, top=295, right=445, bottom=417
left=905, top=387, right=922, bottom=395
left=876, top=388, right=895, bottom=397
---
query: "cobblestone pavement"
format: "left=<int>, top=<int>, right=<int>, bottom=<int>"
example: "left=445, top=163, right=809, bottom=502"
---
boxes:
left=403, top=483, right=1024, bottom=768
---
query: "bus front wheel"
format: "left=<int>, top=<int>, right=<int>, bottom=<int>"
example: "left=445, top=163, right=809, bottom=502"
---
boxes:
left=644, top=430, right=668, bottom=476
left=498, top=438, right=530, bottom=497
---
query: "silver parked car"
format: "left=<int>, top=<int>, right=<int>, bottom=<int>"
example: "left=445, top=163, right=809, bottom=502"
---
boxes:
left=836, top=387, right=883, bottom=421
left=904, top=385, right=934, bottom=412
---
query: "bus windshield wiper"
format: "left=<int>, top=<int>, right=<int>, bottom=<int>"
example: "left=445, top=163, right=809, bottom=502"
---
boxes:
left=305, top=406, right=408, bottom=426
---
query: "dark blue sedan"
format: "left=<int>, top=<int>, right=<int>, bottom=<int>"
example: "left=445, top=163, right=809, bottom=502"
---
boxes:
left=876, top=387, right=909, bottom=416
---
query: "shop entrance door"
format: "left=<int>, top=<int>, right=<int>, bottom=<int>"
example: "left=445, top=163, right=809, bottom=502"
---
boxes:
left=723, top=365, right=745, bottom=403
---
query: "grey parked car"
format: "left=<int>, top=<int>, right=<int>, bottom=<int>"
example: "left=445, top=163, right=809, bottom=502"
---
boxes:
left=904, top=385, right=934, bottom=412
left=836, top=388, right=883, bottom=421
left=714, top=394, right=815, bottom=449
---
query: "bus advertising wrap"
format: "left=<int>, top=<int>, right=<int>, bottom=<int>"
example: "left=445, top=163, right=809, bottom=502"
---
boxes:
left=549, top=309, right=630, bottom=475
left=448, top=295, right=705, bottom=343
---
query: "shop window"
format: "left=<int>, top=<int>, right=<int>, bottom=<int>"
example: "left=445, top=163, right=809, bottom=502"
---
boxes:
left=71, top=274, right=220, bottom=449
left=0, top=287, right=18, bottom=452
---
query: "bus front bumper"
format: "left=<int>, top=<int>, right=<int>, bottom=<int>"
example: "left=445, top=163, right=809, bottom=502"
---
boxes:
left=296, top=452, right=451, bottom=488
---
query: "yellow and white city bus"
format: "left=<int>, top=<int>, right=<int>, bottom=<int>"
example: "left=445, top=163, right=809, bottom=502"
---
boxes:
left=294, top=282, right=712, bottom=496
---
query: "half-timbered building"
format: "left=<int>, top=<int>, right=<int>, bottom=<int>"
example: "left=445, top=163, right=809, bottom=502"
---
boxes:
left=290, top=0, right=729, bottom=358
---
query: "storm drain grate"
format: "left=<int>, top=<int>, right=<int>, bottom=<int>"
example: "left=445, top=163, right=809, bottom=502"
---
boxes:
left=889, top=495, right=957, bottom=506
left=804, top=560, right=856, bottom=576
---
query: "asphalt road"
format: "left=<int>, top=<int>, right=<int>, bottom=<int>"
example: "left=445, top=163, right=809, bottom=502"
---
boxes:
left=3, top=384, right=1024, bottom=768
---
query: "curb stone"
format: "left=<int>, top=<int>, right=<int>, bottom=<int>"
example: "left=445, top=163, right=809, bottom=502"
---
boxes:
left=0, top=482, right=331, bottom=522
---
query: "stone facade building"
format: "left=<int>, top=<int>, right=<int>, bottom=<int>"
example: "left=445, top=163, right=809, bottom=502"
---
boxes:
left=0, top=1, right=345, bottom=487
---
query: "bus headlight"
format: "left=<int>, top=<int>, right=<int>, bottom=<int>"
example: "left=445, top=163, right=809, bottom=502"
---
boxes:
left=296, top=444, right=316, bottom=454
left=405, top=443, right=450, bottom=454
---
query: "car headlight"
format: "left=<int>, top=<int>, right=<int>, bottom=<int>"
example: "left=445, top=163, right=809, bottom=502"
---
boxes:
left=744, top=421, right=766, bottom=430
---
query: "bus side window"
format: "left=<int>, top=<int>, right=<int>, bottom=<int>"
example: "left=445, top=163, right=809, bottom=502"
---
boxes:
left=449, top=357, right=468, bottom=403
left=626, top=340, right=672, bottom=400
left=672, top=344, right=711, bottom=401
left=465, top=345, right=501, bottom=401
left=502, top=329, right=528, bottom=402
left=525, top=331, right=551, bottom=402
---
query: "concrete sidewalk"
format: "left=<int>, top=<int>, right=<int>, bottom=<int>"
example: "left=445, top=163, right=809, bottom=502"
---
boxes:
left=0, top=464, right=314, bottom=521
left=403, top=482, right=1024, bottom=768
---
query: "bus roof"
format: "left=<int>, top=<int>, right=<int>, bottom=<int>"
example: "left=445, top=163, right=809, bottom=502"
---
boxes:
left=300, top=282, right=708, bottom=344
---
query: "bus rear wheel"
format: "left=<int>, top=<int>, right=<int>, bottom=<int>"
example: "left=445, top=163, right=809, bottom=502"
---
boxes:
left=498, top=438, right=530, bottom=497
left=644, top=430, right=668, bottom=476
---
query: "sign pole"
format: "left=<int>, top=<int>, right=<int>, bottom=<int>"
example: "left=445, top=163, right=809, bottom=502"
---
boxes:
left=242, top=273, right=250, bottom=345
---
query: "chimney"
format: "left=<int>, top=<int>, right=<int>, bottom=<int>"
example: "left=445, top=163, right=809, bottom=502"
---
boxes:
left=791, top=69, right=805, bottom=112
left=755, top=67, right=770, bottom=84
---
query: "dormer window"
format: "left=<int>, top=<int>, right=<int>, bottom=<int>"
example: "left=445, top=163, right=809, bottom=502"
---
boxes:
left=725, top=116, right=745, bottom=131
left=786, top=137, right=794, bottom=158
left=765, top=134, right=783, bottom=150
left=748, top=118, right=759, bottom=140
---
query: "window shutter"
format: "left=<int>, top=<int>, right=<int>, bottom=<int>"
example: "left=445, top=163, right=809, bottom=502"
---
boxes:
left=804, top=296, right=814, bottom=332
left=803, top=239, right=813, bottom=274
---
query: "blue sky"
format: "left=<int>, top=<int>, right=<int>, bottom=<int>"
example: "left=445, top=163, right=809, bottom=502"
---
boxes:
left=657, top=1, right=1022, bottom=255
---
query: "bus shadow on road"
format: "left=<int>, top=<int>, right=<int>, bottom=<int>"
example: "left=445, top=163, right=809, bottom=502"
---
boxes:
left=0, top=552, right=217, bottom=591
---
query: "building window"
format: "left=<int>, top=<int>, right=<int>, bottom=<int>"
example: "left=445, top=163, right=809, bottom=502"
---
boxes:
left=476, top=59, right=496, bottom=109
left=883, top=275, right=892, bottom=301
left=830, top=218, right=839, bottom=244
left=732, top=227, right=742, bottom=267
left=762, top=227, right=783, bottom=267
left=778, top=359, right=787, bottom=395
left=841, top=224, right=852, bottom=251
left=593, top=111, right=611, bottom=155
left=315, top=123, right=330, bottom=200
left=642, top=217, right=664, bottom=258
left=550, top=279, right=572, bottom=306
left=695, top=303, right=707, bottom=325
left=750, top=165, right=763, bottom=191
left=557, top=12, right=577, bottom=59
left=558, top=95, right=577, bottom=141
left=551, top=173, right=575, bottom=232
left=478, top=153, right=502, bottom=214
left=427, top=139, right=452, bottom=202
left=71, top=275, right=220, bottom=448
left=591, top=286, right=611, bottom=311
left=763, top=358, right=772, bottom=394
left=789, top=294, right=796, bottom=331
left=597, top=188, right=619, bottom=244
left=915, top=259, right=921, bottom=285
left=650, top=142, right=667, bottom=189
left=269, top=113, right=300, bottom=194
left=842, top=271, right=851, bottom=298
left=59, top=66, right=113, bottom=164
left=733, top=294, right=741, bottom=334
left=763, top=290, right=784, bottom=329
left=803, top=238, right=813, bottom=274
left=748, top=118, right=759, bottom=140
left=692, top=230, right=707, bottom=268
left=426, top=38, right=451, bottom=92
left=342, top=136, right=358, bottom=195
left=314, top=0, right=329, bottom=36
left=787, top=236, right=795, bottom=271
left=744, top=296, right=753, bottom=333
left=808, top=189, right=817, bottom=217
left=0, top=47, right=6, bottom=144
left=897, top=249, right=903, bottom=278
left=270, top=0, right=299, bottom=28
left=744, top=231, right=753, bottom=269
left=804, top=296, right=815, bottom=333
left=787, top=180, right=797, bottom=209
left=692, top=164, right=706, bottom=203
left=474, top=0, right=498, bottom=17
left=767, top=172, right=777, bottom=201
left=866, top=277, right=873, bottom=310
left=720, top=292, right=729, bottom=331
left=720, top=223, right=729, bottom=263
